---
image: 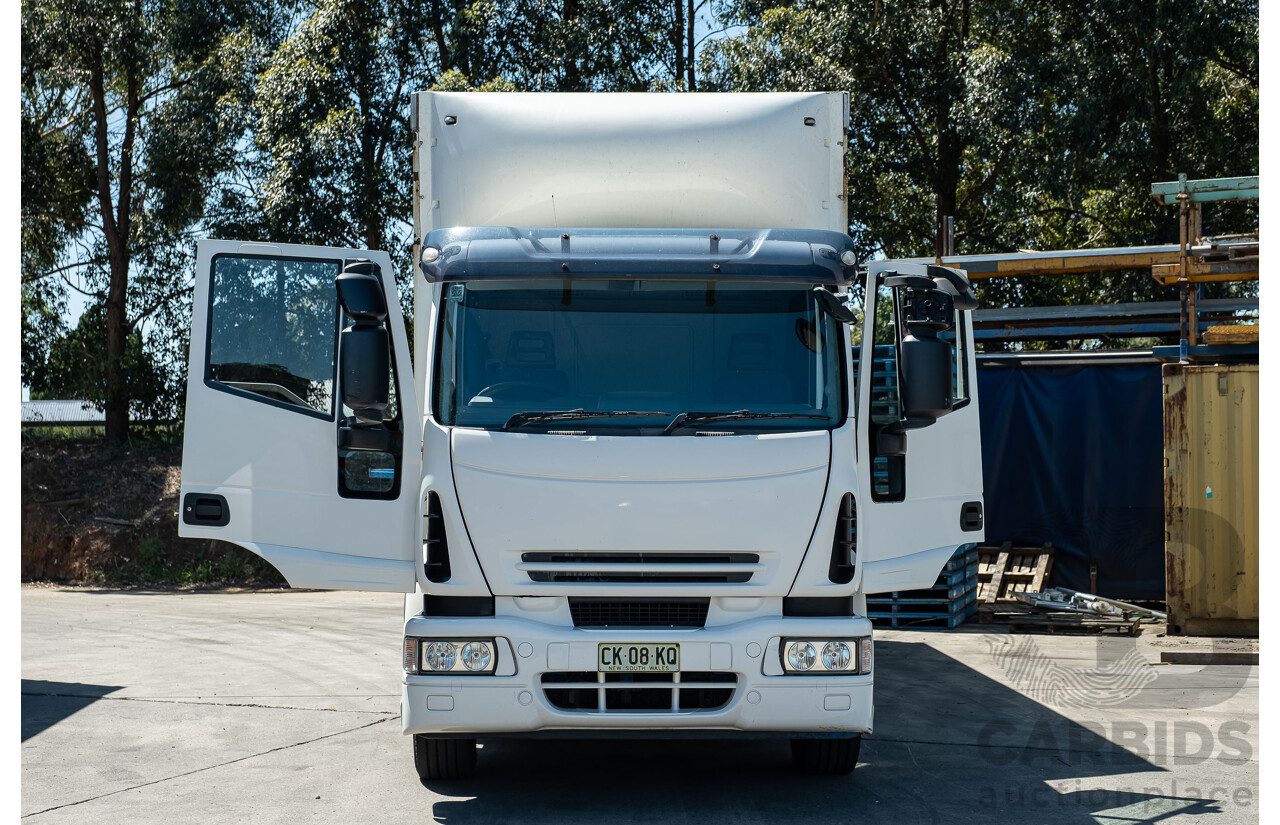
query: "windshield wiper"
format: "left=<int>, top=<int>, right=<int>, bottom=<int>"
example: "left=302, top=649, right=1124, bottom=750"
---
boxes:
left=504, top=409, right=671, bottom=431
left=662, top=410, right=832, bottom=435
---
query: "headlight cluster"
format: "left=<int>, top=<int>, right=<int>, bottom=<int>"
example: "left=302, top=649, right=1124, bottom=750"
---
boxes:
left=403, top=638, right=497, bottom=675
left=781, top=638, right=872, bottom=674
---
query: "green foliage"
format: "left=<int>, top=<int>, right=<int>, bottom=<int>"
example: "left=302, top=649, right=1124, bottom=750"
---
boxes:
left=705, top=0, right=1258, bottom=316
left=21, top=0, right=286, bottom=436
left=116, top=535, right=171, bottom=582
left=22, top=0, right=1260, bottom=408
left=107, top=537, right=283, bottom=584
left=27, top=303, right=175, bottom=421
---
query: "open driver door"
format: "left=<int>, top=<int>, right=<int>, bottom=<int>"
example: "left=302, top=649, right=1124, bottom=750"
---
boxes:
left=178, top=240, right=422, bottom=592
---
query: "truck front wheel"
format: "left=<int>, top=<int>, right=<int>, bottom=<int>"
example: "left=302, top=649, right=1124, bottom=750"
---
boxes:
left=413, top=735, right=477, bottom=781
left=790, top=736, right=861, bottom=775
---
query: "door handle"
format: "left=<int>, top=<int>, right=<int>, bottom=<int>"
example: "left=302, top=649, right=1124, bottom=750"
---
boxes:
left=183, top=493, right=230, bottom=527
left=960, top=501, right=983, bottom=532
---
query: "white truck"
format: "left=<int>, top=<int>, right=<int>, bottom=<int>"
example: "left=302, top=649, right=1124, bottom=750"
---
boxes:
left=179, top=92, right=984, bottom=779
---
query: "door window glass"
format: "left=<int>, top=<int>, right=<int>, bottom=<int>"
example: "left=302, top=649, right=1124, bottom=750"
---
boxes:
left=207, top=255, right=340, bottom=417
left=867, top=283, right=905, bottom=501
left=940, top=309, right=970, bottom=406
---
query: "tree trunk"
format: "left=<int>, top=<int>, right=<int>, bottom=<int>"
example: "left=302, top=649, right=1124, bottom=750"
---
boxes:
left=932, top=4, right=962, bottom=259
left=1148, top=48, right=1172, bottom=182
left=357, top=80, right=380, bottom=251
left=933, top=100, right=959, bottom=257
left=430, top=0, right=451, bottom=72
left=686, top=0, right=696, bottom=91
left=89, top=44, right=134, bottom=443
left=673, top=0, right=684, bottom=87
left=563, top=0, right=581, bottom=90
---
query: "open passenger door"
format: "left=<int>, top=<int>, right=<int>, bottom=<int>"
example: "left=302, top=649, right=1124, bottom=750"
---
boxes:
left=179, top=240, right=422, bottom=591
left=854, top=261, right=985, bottom=594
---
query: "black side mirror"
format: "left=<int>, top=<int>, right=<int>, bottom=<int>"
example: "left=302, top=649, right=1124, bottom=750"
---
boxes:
left=883, top=272, right=957, bottom=428
left=337, top=261, right=390, bottom=436
left=899, top=331, right=953, bottom=422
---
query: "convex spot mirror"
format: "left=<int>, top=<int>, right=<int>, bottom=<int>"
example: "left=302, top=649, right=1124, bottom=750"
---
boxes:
left=336, top=262, right=388, bottom=321
left=337, top=261, right=390, bottom=431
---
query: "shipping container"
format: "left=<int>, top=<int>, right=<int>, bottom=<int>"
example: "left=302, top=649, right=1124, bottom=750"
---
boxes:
left=1162, top=363, right=1258, bottom=636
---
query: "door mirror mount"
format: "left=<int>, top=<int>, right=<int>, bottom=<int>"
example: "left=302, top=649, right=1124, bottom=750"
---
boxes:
left=875, top=427, right=907, bottom=456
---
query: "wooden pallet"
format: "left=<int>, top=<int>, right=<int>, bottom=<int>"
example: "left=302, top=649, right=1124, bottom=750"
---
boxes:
left=868, top=546, right=979, bottom=630
left=868, top=594, right=978, bottom=629
left=977, top=542, right=1054, bottom=605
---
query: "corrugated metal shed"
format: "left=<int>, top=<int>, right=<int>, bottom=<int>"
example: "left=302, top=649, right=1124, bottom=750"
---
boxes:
left=21, top=400, right=106, bottom=426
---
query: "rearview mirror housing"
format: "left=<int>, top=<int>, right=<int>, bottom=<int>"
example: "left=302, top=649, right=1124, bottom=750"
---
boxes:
left=898, top=332, right=953, bottom=423
left=336, top=261, right=391, bottom=434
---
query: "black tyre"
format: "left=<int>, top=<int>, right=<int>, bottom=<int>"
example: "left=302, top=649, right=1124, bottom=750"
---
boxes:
left=790, top=736, right=861, bottom=775
left=413, top=735, right=477, bottom=781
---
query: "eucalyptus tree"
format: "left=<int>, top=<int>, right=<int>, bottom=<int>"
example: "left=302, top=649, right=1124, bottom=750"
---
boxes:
left=428, top=0, right=693, bottom=92
left=21, top=0, right=284, bottom=439
left=703, top=0, right=1257, bottom=310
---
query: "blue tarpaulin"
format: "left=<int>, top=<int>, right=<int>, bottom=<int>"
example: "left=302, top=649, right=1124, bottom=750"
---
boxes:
left=975, top=360, right=1165, bottom=601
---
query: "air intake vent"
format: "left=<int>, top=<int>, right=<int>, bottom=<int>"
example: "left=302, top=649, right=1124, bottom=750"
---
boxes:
left=520, top=553, right=760, bottom=583
left=828, top=493, right=856, bottom=584
left=569, top=599, right=710, bottom=628
left=541, top=671, right=736, bottom=714
left=424, top=493, right=451, bottom=583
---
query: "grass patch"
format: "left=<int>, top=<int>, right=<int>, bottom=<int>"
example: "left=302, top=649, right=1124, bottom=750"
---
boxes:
left=106, top=537, right=283, bottom=586
left=22, top=424, right=183, bottom=447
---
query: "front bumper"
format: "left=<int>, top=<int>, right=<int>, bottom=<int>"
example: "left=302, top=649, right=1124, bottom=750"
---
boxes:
left=400, top=613, right=874, bottom=737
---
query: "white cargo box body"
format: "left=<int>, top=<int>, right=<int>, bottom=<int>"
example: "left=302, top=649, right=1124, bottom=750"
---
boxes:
left=412, top=92, right=849, bottom=236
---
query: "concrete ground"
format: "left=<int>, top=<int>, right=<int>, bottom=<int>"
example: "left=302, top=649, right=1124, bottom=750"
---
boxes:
left=21, top=588, right=1259, bottom=824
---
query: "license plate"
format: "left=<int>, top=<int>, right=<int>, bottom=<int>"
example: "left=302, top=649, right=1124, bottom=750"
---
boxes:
left=597, top=643, right=680, bottom=673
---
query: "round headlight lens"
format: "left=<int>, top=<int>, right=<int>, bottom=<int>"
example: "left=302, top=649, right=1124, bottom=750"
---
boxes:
left=422, top=641, right=456, bottom=671
left=822, top=641, right=852, bottom=671
left=461, top=641, right=492, bottom=672
left=786, top=641, right=816, bottom=671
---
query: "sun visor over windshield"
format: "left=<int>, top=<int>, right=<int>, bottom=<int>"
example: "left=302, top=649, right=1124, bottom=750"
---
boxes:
left=418, top=227, right=857, bottom=285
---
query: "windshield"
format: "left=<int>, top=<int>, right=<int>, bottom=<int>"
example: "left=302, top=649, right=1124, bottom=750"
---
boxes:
left=433, top=279, right=846, bottom=434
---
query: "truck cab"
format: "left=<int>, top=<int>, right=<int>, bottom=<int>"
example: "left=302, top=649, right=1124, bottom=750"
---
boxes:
left=179, top=92, right=983, bottom=779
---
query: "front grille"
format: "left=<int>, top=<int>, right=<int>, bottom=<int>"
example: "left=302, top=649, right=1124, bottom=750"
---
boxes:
left=569, top=599, right=709, bottom=628
left=541, top=671, right=737, bottom=713
left=519, top=552, right=760, bottom=583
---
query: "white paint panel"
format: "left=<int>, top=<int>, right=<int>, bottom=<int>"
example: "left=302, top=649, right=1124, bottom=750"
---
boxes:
left=854, top=262, right=985, bottom=594
left=416, top=92, right=847, bottom=235
left=450, top=428, right=831, bottom=597
left=180, top=240, right=421, bottom=592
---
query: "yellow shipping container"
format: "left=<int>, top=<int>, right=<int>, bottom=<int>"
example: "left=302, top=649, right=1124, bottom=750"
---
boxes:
left=1162, top=363, right=1259, bottom=636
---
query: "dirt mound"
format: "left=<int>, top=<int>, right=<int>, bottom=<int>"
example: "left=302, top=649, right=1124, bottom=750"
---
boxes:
left=21, top=438, right=283, bottom=585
